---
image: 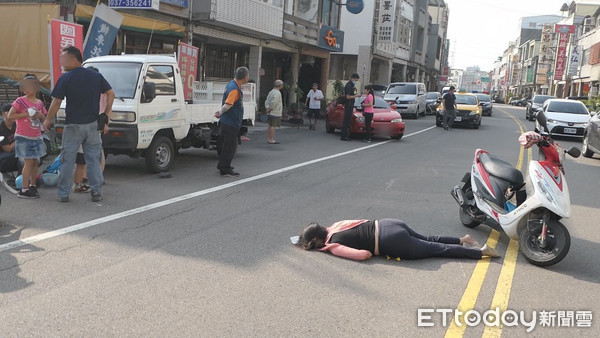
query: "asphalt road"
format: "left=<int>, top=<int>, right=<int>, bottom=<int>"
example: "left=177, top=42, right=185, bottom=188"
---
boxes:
left=0, top=105, right=598, bottom=337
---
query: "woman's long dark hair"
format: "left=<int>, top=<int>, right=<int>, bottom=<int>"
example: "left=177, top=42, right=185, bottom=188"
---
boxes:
left=365, top=85, right=375, bottom=99
left=299, top=222, right=328, bottom=250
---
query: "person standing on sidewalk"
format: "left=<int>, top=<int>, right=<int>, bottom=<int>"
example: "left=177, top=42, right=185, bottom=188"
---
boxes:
left=265, top=80, right=283, bottom=144
left=340, top=73, right=361, bottom=141
left=442, top=86, right=457, bottom=130
left=45, top=46, right=115, bottom=202
left=214, top=67, right=249, bottom=177
left=305, top=83, right=324, bottom=130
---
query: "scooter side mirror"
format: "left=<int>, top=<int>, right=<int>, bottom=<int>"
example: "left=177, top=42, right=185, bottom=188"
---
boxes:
left=566, top=146, right=581, bottom=158
left=536, top=111, right=550, bottom=133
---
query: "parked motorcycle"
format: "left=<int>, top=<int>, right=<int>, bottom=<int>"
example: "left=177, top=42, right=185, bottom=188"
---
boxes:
left=451, top=113, right=581, bottom=266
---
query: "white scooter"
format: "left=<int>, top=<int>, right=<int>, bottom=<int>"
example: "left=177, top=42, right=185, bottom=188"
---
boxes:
left=451, top=113, right=581, bottom=266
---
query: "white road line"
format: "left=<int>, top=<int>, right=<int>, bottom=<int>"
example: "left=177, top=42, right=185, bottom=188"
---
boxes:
left=0, top=125, right=437, bottom=253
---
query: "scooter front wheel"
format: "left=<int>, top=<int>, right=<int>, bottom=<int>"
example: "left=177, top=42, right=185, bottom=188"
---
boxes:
left=519, top=219, right=571, bottom=267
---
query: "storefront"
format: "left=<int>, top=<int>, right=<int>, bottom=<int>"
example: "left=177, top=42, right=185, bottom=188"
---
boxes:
left=75, top=4, right=186, bottom=56
left=0, top=3, right=61, bottom=88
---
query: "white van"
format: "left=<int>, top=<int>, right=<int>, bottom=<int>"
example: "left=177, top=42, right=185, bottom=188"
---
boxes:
left=383, top=82, right=427, bottom=119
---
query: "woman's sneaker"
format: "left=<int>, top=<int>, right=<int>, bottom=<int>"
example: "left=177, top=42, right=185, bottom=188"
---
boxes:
left=18, top=189, right=40, bottom=199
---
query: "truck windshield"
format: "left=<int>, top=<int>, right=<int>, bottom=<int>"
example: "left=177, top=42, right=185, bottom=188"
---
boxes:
left=84, top=62, right=142, bottom=99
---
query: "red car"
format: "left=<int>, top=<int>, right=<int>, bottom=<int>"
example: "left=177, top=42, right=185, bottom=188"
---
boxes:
left=325, top=96, right=406, bottom=139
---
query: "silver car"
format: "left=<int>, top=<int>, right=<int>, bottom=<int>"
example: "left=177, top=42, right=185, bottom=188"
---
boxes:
left=383, top=82, right=427, bottom=119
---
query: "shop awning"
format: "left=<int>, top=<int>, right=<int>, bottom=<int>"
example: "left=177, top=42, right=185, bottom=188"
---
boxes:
left=75, top=5, right=185, bottom=37
left=0, top=4, right=60, bottom=89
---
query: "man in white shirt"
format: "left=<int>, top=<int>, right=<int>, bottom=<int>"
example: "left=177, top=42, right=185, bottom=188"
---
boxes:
left=265, top=79, right=284, bottom=144
left=305, top=83, right=324, bottom=130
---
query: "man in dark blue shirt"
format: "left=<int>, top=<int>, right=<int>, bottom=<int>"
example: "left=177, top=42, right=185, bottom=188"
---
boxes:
left=214, top=67, right=249, bottom=177
left=45, top=46, right=115, bottom=202
left=340, top=73, right=361, bottom=141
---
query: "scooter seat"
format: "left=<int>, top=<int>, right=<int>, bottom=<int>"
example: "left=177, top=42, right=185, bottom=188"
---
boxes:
left=479, top=153, right=524, bottom=185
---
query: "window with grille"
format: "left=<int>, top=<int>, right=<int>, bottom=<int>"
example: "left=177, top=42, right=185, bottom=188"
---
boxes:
left=205, top=45, right=249, bottom=80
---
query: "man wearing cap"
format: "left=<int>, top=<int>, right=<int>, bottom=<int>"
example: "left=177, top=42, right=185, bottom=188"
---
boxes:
left=265, top=79, right=284, bottom=144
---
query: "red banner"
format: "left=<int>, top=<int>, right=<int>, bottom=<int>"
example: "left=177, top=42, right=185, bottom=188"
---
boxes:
left=178, top=42, right=199, bottom=101
left=554, top=32, right=570, bottom=81
left=49, top=19, right=83, bottom=87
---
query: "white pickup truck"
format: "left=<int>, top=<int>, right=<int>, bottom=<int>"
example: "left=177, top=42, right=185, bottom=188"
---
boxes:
left=56, top=54, right=256, bottom=172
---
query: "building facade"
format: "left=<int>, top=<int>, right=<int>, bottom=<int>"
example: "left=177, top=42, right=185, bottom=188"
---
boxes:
left=0, top=0, right=348, bottom=106
left=330, top=0, right=448, bottom=92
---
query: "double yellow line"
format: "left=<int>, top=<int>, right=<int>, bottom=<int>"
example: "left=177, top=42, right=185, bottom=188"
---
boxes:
left=445, top=108, right=531, bottom=338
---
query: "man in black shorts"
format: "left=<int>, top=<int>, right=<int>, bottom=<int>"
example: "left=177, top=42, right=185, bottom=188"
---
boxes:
left=305, top=83, right=324, bottom=130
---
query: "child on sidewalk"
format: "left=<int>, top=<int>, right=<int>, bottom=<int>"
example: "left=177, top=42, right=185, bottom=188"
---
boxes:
left=8, top=74, right=47, bottom=198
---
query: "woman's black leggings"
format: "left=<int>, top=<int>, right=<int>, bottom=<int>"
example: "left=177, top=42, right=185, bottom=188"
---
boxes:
left=363, top=113, right=373, bottom=139
left=378, top=219, right=482, bottom=260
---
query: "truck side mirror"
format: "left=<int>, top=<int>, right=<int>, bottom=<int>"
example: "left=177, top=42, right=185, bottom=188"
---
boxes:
left=142, top=82, right=156, bottom=103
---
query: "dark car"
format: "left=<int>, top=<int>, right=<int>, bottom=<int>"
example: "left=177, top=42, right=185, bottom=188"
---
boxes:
left=510, top=98, right=528, bottom=106
left=426, top=92, right=441, bottom=115
left=526, top=94, right=556, bottom=121
left=583, top=111, right=600, bottom=158
left=476, top=94, right=493, bottom=116
left=493, top=95, right=505, bottom=104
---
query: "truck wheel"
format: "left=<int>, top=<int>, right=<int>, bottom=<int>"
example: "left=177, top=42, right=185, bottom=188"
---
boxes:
left=145, top=136, right=175, bottom=173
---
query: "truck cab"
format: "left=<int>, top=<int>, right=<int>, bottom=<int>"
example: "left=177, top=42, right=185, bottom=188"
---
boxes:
left=56, top=54, right=255, bottom=173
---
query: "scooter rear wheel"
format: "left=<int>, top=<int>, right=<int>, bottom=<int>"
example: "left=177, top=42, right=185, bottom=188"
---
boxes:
left=459, top=207, right=481, bottom=228
left=459, top=188, right=481, bottom=228
left=519, top=219, right=570, bottom=267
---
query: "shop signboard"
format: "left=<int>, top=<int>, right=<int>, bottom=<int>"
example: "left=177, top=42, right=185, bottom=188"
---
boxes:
left=83, top=4, right=123, bottom=60
left=109, top=0, right=159, bottom=10
left=48, top=19, right=84, bottom=87
left=178, top=42, right=199, bottom=101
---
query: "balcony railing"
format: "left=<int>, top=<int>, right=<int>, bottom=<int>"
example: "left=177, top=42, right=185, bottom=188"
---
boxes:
left=282, top=14, right=319, bottom=45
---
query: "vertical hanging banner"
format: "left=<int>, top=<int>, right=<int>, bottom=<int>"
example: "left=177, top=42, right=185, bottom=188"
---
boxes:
left=83, top=4, right=123, bottom=60
left=568, top=45, right=581, bottom=77
left=178, top=42, right=199, bottom=101
left=554, top=24, right=575, bottom=81
left=48, top=19, right=84, bottom=88
left=540, top=24, right=555, bottom=64
left=377, top=0, right=396, bottom=43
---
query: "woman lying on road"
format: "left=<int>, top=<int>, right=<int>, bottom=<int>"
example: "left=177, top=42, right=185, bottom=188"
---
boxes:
left=298, top=219, right=500, bottom=261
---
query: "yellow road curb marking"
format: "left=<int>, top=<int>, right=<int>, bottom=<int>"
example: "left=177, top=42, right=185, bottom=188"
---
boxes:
left=481, top=108, right=531, bottom=338
left=482, top=239, right=520, bottom=337
left=445, top=229, right=501, bottom=338
left=444, top=108, right=528, bottom=338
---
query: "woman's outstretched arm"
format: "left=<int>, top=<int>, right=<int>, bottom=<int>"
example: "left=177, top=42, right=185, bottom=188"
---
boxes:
left=329, top=245, right=373, bottom=261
